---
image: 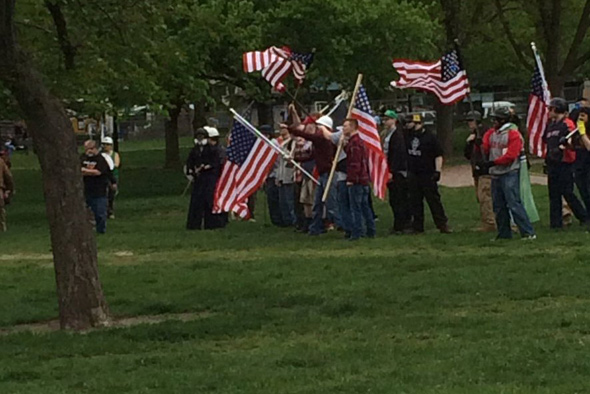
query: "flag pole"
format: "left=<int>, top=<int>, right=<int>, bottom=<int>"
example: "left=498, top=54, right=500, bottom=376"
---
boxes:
left=322, top=73, right=364, bottom=203
left=229, top=108, right=320, bottom=186
left=453, top=39, right=474, bottom=115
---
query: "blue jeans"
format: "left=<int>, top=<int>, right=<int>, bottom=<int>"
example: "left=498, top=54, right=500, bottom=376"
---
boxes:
left=348, top=184, right=376, bottom=239
left=337, top=181, right=351, bottom=234
left=86, top=196, right=108, bottom=234
left=278, top=183, right=296, bottom=226
left=309, top=173, right=340, bottom=235
left=491, top=171, right=535, bottom=238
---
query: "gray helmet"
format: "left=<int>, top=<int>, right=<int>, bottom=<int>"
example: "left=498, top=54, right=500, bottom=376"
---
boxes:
left=465, top=111, right=482, bottom=122
left=491, top=107, right=511, bottom=123
left=549, top=97, right=568, bottom=114
left=194, top=127, right=208, bottom=137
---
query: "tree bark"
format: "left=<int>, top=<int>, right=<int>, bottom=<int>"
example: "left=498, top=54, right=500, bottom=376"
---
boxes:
left=434, top=101, right=454, bottom=158
left=257, top=101, right=273, bottom=126
left=0, top=0, right=109, bottom=330
left=45, top=0, right=76, bottom=70
left=192, top=99, right=208, bottom=132
left=164, top=102, right=182, bottom=169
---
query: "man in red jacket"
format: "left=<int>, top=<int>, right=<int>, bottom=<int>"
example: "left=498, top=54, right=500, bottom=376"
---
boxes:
left=479, top=108, right=536, bottom=240
left=343, top=118, right=375, bottom=240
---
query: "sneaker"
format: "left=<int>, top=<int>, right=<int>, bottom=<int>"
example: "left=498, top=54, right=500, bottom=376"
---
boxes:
left=521, top=234, right=537, bottom=241
left=108, top=214, right=115, bottom=219
left=248, top=218, right=256, bottom=223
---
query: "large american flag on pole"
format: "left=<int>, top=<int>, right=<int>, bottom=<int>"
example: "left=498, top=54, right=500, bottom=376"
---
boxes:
left=527, top=55, right=551, bottom=158
left=213, top=113, right=279, bottom=218
left=350, top=85, right=388, bottom=199
left=243, top=46, right=313, bottom=92
left=390, top=49, right=470, bottom=105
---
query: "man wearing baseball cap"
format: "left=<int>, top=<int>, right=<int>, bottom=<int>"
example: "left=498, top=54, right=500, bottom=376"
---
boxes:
left=406, top=113, right=452, bottom=234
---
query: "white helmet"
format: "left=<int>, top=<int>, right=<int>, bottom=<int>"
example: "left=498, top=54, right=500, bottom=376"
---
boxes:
left=203, top=126, right=220, bottom=138
left=316, top=115, right=333, bottom=130
left=101, top=136, right=114, bottom=145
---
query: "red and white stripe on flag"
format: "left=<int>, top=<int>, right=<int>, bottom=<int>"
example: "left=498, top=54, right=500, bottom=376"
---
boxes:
left=213, top=140, right=278, bottom=218
left=351, top=108, right=389, bottom=199
left=527, top=95, right=549, bottom=158
left=243, top=46, right=292, bottom=92
left=391, top=52, right=470, bottom=105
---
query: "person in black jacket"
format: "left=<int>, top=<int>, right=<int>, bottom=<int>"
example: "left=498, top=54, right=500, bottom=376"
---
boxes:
left=463, top=111, right=495, bottom=231
left=406, top=114, right=452, bottom=234
left=186, top=127, right=223, bottom=230
left=569, top=98, right=590, bottom=212
left=382, top=110, right=410, bottom=234
left=81, top=140, right=116, bottom=234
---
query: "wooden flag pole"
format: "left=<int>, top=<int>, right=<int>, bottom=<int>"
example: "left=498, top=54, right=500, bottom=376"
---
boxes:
left=321, top=73, right=364, bottom=203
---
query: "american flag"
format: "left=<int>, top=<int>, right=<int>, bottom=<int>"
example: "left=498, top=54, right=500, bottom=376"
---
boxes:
left=390, top=49, right=470, bottom=105
left=243, top=46, right=313, bottom=92
left=213, top=111, right=279, bottom=218
left=350, top=85, right=389, bottom=199
left=527, top=57, right=551, bottom=158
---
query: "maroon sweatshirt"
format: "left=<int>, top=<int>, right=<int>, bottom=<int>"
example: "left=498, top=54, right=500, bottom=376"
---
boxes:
left=344, top=133, right=370, bottom=185
left=290, top=125, right=335, bottom=175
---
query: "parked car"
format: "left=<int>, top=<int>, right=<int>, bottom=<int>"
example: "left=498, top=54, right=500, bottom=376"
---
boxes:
left=481, top=101, right=516, bottom=119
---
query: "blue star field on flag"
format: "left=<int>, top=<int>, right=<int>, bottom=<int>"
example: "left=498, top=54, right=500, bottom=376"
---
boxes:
left=441, top=50, right=463, bottom=82
left=227, top=109, right=255, bottom=166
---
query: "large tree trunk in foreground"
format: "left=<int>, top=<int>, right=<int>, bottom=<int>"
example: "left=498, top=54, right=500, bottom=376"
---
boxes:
left=164, top=103, right=182, bottom=169
left=0, top=0, right=109, bottom=330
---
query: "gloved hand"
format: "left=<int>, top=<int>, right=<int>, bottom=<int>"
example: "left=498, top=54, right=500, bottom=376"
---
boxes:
left=475, top=160, right=494, bottom=174
left=431, top=171, right=441, bottom=182
left=578, top=120, right=586, bottom=136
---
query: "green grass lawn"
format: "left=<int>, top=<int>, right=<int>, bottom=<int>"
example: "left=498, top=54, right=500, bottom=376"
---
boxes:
left=1, top=138, right=590, bottom=393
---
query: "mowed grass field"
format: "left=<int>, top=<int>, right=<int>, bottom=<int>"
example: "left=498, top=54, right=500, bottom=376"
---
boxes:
left=2, top=138, right=590, bottom=394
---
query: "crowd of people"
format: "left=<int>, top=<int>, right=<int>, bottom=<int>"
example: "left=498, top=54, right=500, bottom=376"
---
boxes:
left=185, top=96, right=590, bottom=241
left=3, top=96, right=589, bottom=239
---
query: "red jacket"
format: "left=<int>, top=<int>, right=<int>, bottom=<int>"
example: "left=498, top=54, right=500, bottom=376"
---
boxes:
left=345, top=133, right=370, bottom=185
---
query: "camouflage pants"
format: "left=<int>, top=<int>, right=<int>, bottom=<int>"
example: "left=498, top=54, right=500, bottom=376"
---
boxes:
left=475, top=176, right=496, bottom=231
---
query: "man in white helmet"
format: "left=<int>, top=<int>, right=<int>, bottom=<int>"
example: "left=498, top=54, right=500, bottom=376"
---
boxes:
left=286, top=105, right=340, bottom=235
left=185, top=126, right=223, bottom=230
left=101, top=136, right=120, bottom=219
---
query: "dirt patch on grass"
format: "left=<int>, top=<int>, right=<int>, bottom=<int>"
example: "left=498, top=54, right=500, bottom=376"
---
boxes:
left=0, top=311, right=212, bottom=336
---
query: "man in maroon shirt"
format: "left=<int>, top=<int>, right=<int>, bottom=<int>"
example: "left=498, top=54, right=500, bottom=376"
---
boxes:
left=286, top=105, right=340, bottom=235
left=343, top=119, right=375, bottom=240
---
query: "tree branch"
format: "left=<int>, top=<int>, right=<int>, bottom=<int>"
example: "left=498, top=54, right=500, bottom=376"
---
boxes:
left=560, top=0, right=590, bottom=75
left=45, top=0, right=77, bottom=70
left=15, top=20, right=53, bottom=34
left=492, top=0, right=533, bottom=70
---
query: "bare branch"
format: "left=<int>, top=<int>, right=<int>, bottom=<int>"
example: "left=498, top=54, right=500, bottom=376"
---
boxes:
left=492, top=0, right=533, bottom=70
left=560, top=0, right=590, bottom=75
left=45, top=1, right=77, bottom=70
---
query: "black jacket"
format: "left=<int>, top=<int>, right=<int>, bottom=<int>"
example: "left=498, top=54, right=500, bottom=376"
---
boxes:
left=386, top=127, right=408, bottom=175
left=186, top=144, right=223, bottom=179
left=463, top=124, right=486, bottom=177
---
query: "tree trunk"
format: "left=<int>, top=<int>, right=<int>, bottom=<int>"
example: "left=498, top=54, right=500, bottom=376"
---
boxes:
left=257, top=101, right=273, bottom=126
left=113, top=114, right=119, bottom=152
left=0, top=0, right=109, bottom=330
left=435, top=101, right=454, bottom=158
left=192, top=99, right=207, bottom=132
left=164, top=103, right=182, bottom=169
